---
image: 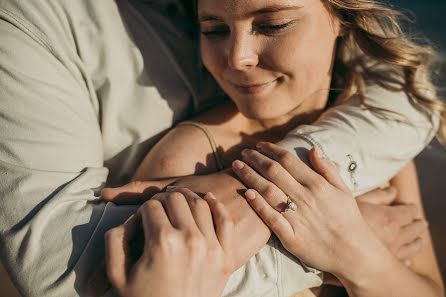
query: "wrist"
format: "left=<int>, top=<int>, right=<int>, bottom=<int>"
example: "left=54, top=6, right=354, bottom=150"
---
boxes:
left=332, top=234, right=397, bottom=291
left=328, top=224, right=392, bottom=284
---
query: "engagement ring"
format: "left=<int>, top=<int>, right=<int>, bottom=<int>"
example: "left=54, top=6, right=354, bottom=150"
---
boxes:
left=281, top=198, right=297, bottom=214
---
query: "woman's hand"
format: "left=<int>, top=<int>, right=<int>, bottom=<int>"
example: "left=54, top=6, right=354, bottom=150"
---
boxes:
left=105, top=189, right=235, bottom=297
left=231, top=142, right=386, bottom=276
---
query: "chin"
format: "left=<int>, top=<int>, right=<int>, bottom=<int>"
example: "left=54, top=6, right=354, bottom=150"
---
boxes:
left=238, top=105, right=286, bottom=121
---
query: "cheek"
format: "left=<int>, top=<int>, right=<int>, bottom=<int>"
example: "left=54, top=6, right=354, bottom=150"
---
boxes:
left=200, top=39, right=225, bottom=77
left=268, top=22, right=338, bottom=85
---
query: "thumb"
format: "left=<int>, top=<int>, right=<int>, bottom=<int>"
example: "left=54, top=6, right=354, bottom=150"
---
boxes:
left=104, top=215, right=139, bottom=292
left=101, top=181, right=163, bottom=204
left=309, top=147, right=350, bottom=193
left=356, top=187, right=397, bottom=205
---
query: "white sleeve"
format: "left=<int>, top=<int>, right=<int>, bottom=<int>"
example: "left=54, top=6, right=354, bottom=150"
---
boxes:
left=278, top=86, right=437, bottom=196
left=273, top=82, right=437, bottom=295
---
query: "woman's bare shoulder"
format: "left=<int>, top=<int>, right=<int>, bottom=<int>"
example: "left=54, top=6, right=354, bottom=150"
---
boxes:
left=132, top=124, right=220, bottom=181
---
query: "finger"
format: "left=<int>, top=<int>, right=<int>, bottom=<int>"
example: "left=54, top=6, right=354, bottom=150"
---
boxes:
left=104, top=216, right=139, bottom=290
left=101, top=181, right=162, bottom=204
left=391, top=204, right=420, bottom=225
left=309, top=147, right=350, bottom=192
left=255, top=142, right=318, bottom=186
left=163, top=191, right=198, bottom=230
left=240, top=148, right=307, bottom=196
left=356, top=187, right=397, bottom=205
left=139, top=200, right=172, bottom=247
left=232, top=159, right=289, bottom=212
left=399, top=220, right=428, bottom=245
left=244, top=189, right=294, bottom=240
left=396, top=237, right=426, bottom=261
left=204, top=192, right=234, bottom=248
left=174, top=188, right=217, bottom=240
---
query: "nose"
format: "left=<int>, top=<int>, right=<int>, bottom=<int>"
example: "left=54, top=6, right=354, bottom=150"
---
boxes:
left=227, top=32, right=259, bottom=70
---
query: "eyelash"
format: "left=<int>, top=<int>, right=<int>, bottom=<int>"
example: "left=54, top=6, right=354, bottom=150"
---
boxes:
left=201, top=21, right=296, bottom=38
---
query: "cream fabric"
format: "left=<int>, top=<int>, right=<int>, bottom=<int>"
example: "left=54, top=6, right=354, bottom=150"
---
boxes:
left=0, top=1, right=437, bottom=297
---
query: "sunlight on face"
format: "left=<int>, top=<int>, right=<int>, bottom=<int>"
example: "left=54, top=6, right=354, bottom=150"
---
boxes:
left=198, top=0, right=342, bottom=122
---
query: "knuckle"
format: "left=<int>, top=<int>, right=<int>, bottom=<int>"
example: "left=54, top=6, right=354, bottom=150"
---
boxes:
left=300, top=191, right=318, bottom=210
left=141, top=199, right=161, bottom=213
left=309, top=176, right=327, bottom=193
left=154, top=228, right=176, bottom=250
left=263, top=184, right=277, bottom=198
left=216, top=203, right=234, bottom=225
left=277, top=151, right=294, bottom=166
left=192, top=197, right=209, bottom=209
left=167, top=191, right=186, bottom=202
left=185, top=232, right=206, bottom=254
left=264, top=161, right=281, bottom=176
left=222, top=213, right=235, bottom=227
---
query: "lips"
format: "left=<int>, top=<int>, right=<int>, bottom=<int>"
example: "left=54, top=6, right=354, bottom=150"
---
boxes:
left=231, top=79, right=278, bottom=95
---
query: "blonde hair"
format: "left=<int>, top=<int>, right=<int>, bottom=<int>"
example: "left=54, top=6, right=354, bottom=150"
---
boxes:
left=186, top=0, right=446, bottom=144
left=325, top=0, right=446, bottom=144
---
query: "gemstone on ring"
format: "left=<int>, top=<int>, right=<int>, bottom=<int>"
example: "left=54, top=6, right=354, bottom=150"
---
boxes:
left=281, top=200, right=297, bottom=214
left=288, top=201, right=297, bottom=211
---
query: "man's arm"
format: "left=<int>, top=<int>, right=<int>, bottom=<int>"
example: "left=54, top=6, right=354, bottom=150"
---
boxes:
left=0, top=15, right=139, bottom=297
left=278, top=84, right=438, bottom=196
left=0, top=4, right=437, bottom=297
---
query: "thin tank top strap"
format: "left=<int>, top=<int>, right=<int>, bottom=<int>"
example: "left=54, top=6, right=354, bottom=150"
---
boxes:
left=177, top=121, right=225, bottom=171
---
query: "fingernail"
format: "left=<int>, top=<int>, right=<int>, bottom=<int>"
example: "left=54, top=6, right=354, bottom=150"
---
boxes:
left=404, top=260, right=412, bottom=267
left=232, top=160, right=244, bottom=170
left=245, top=189, right=256, bottom=200
left=256, top=142, right=265, bottom=149
left=205, top=192, right=217, bottom=200
left=241, top=149, right=249, bottom=156
left=124, top=214, right=135, bottom=225
left=166, top=185, right=177, bottom=192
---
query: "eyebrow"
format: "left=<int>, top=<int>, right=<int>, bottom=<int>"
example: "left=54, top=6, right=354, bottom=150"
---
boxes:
left=198, top=5, right=303, bottom=22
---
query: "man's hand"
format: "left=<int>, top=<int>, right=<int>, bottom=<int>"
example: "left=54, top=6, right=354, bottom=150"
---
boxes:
left=356, top=187, right=427, bottom=262
left=323, top=186, right=427, bottom=286
left=102, top=190, right=234, bottom=297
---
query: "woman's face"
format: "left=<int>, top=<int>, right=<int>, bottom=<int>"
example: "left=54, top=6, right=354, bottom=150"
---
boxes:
left=198, top=0, right=342, bottom=121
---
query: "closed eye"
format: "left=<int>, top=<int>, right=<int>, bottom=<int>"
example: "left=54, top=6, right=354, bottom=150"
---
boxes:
left=200, top=25, right=230, bottom=38
left=255, top=21, right=297, bottom=34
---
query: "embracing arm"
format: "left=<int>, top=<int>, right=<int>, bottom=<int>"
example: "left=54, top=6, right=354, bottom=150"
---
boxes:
left=128, top=104, right=437, bottom=296
left=232, top=144, right=444, bottom=297
left=388, top=161, right=444, bottom=292
left=0, top=16, right=137, bottom=297
left=278, top=84, right=438, bottom=196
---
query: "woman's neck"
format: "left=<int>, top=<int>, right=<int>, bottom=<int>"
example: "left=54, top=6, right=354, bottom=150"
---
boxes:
left=243, top=88, right=330, bottom=140
left=193, top=90, right=329, bottom=167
